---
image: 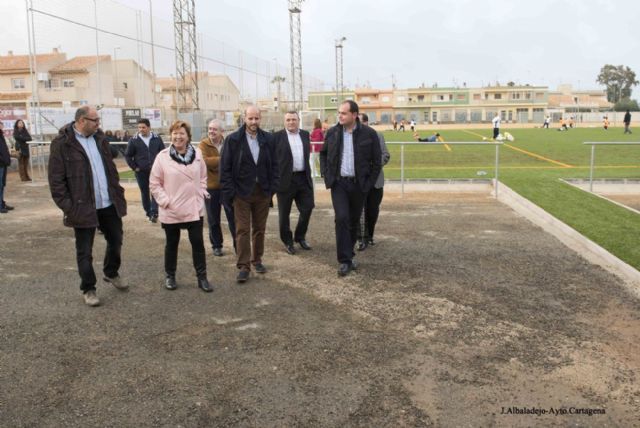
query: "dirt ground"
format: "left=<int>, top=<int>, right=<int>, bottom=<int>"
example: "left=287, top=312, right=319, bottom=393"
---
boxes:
left=1, top=171, right=640, bottom=427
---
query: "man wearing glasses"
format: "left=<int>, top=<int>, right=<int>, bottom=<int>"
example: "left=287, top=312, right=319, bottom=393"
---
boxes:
left=48, top=106, right=128, bottom=307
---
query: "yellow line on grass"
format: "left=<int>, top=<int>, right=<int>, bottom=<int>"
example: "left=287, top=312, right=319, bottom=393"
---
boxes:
left=460, top=130, right=573, bottom=168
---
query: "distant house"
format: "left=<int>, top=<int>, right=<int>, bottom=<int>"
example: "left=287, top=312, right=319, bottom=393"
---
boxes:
left=43, top=55, right=114, bottom=107
left=0, top=48, right=67, bottom=110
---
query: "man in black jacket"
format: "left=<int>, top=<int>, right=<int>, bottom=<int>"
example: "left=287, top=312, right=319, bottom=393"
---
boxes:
left=0, top=121, right=13, bottom=213
left=124, top=118, right=164, bottom=222
left=320, top=100, right=381, bottom=276
left=274, top=111, right=314, bottom=254
left=220, top=105, right=279, bottom=283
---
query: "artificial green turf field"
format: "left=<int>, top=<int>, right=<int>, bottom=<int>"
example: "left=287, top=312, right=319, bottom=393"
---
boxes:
left=385, top=126, right=640, bottom=271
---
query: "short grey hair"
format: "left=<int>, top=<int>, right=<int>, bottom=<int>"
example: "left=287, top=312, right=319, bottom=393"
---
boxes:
left=208, top=119, right=224, bottom=131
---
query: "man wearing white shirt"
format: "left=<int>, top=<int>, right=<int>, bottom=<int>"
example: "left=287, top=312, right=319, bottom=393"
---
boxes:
left=274, top=111, right=314, bottom=255
left=492, top=113, right=501, bottom=139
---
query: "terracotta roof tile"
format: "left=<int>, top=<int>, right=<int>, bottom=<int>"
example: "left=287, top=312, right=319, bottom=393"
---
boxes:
left=50, top=55, right=111, bottom=73
left=0, top=53, right=67, bottom=73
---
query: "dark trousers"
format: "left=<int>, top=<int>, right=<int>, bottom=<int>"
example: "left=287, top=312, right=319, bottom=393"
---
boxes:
left=135, top=170, right=158, bottom=217
left=233, top=184, right=271, bottom=271
left=73, top=204, right=123, bottom=293
left=163, top=218, right=207, bottom=279
left=493, top=127, right=500, bottom=139
left=358, top=187, right=383, bottom=241
left=330, top=177, right=365, bottom=264
left=205, top=188, right=236, bottom=250
left=276, top=172, right=315, bottom=245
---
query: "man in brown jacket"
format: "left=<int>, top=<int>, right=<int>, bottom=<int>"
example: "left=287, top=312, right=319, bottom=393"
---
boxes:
left=200, top=119, right=236, bottom=257
left=48, top=106, right=128, bottom=307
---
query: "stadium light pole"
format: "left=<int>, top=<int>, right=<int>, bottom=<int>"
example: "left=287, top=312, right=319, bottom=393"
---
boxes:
left=113, top=47, right=121, bottom=105
left=335, top=37, right=346, bottom=109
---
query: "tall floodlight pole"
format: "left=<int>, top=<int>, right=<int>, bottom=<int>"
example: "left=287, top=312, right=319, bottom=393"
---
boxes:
left=288, top=0, right=303, bottom=112
left=335, top=37, right=346, bottom=107
left=173, top=0, right=199, bottom=112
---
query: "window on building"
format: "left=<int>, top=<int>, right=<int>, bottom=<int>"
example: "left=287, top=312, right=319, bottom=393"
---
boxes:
left=361, top=96, right=370, bottom=104
left=62, top=79, right=74, bottom=88
left=535, top=92, right=544, bottom=100
left=11, top=78, right=25, bottom=90
left=44, top=79, right=59, bottom=89
left=511, top=93, right=521, bottom=99
left=473, top=94, right=481, bottom=100
left=525, top=92, right=531, bottom=99
left=456, top=94, right=466, bottom=101
left=494, top=93, right=502, bottom=100
left=417, top=95, right=424, bottom=101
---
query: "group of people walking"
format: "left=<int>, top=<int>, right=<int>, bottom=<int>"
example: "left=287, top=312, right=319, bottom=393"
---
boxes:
left=47, top=100, right=388, bottom=306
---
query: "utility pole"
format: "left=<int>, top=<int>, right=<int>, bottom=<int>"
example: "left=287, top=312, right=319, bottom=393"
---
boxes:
left=335, top=37, right=346, bottom=106
left=272, top=75, right=285, bottom=112
left=288, top=0, right=303, bottom=112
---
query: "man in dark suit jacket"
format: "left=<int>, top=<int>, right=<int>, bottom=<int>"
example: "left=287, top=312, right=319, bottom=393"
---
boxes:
left=220, top=105, right=279, bottom=283
left=124, top=118, right=165, bottom=222
left=320, top=100, right=381, bottom=276
left=274, top=111, right=314, bottom=255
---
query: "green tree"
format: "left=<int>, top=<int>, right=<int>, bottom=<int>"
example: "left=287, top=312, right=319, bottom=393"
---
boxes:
left=613, top=98, right=640, bottom=112
left=596, top=64, right=639, bottom=103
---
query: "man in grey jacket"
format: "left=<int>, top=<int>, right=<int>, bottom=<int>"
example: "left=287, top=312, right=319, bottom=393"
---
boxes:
left=357, top=113, right=390, bottom=251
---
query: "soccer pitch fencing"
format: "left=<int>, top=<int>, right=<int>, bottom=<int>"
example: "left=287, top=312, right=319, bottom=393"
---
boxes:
left=584, top=142, right=640, bottom=192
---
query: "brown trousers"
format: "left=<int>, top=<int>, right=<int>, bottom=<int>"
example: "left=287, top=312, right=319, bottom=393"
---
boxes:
left=18, top=154, right=31, bottom=181
left=233, top=184, right=271, bottom=271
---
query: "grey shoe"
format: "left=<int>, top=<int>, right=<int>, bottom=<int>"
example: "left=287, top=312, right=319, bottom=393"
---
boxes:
left=103, top=275, right=129, bottom=290
left=83, top=290, right=100, bottom=307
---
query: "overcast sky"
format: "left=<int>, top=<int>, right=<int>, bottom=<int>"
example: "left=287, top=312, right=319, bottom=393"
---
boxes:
left=3, top=0, right=640, bottom=94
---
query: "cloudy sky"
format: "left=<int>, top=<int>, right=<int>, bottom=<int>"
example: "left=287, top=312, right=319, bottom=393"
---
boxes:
left=3, top=0, right=640, bottom=95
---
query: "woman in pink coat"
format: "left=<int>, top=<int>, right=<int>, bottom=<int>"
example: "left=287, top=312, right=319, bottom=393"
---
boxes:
left=150, top=120, right=213, bottom=292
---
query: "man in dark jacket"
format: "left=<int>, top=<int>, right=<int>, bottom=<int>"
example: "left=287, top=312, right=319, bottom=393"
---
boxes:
left=274, top=111, right=314, bottom=255
left=48, top=106, right=128, bottom=307
left=0, top=121, right=13, bottom=213
left=124, top=118, right=164, bottom=222
left=220, top=105, right=279, bottom=283
left=624, top=110, right=632, bottom=134
left=320, top=100, right=381, bottom=276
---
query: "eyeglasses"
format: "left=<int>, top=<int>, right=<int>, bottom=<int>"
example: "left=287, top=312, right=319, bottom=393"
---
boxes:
left=84, top=117, right=101, bottom=123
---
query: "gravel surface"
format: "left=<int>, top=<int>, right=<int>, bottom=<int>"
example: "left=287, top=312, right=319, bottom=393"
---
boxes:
left=1, top=174, right=640, bottom=427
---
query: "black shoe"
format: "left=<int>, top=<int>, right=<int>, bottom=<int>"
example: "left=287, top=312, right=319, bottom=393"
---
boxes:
left=213, top=248, right=223, bottom=257
left=165, top=276, right=177, bottom=290
left=2, top=204, right=14, bottom=210
left=296, top=239, right=312, bottom=250
left=285, top=243, right=296, bottom=255
left=254, top=263, right=267, bottom=274
left=237, top=270, right=250, bottom=283
left=357, top=240, right=368, bottom=251
left=150, top=215, right=158, bottom=223
left=197, top=278, right=214, bottom=292
left=0, top=208, right=8, bottom=214
left=368, top=238, right=375, bottom=246
left=338, top=263, right=353, bottom=277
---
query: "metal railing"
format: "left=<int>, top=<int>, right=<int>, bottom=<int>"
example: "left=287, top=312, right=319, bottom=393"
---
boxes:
left=384, top=141, right=503, bottom=197
left=28, top=140, right=504, bottom=197
left=584, top=142, right=640, bottom=192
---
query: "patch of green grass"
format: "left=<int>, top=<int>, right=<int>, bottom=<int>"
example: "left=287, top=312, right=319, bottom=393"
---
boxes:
left=382, top=127, right=640, bottom=270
